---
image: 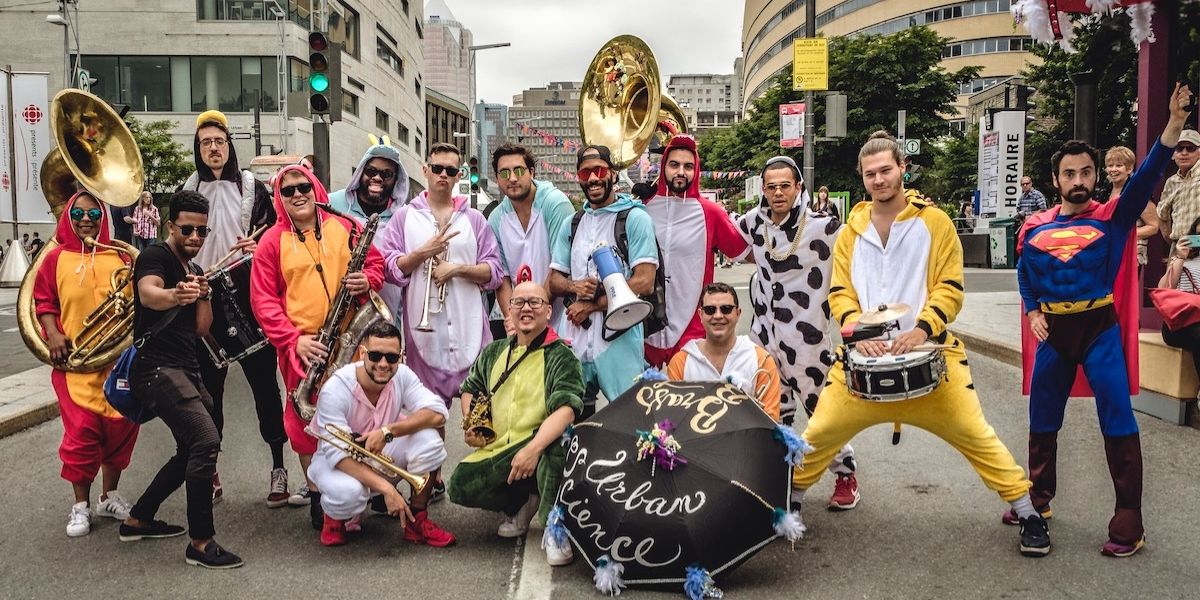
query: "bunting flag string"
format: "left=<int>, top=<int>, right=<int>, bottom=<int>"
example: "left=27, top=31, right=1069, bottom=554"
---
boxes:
left=517, top=122, right=584, bottom=154
left=700, top=170, right=751, bottom=179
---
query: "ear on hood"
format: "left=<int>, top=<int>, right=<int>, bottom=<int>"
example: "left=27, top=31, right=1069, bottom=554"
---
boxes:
left=54, top=189, right=113, bottom=252
left=655, top=134, right=702, bottom=199
left=346, top=141, right=410, bottom=206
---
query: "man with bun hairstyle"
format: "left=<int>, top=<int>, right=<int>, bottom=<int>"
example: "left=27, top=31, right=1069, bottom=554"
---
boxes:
left=793, top=131, right=1045, bottom=558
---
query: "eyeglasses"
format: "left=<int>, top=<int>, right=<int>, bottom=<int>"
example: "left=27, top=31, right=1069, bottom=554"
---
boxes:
left=176, top=224, right=210, bottom=238
left=366, top=350, right=402, bottom=364
left=280, top=183, right=314, bottom=198
left=199, top=138, right=228, bottom=148
left=363, top=166, right=396, bottom=180
left=428, top=164, right=461, bottom=177
left=498, top=166, right=528, bottom=180
left=765, top=183, right=794, bottom=193
left=509, top=297, right=548, bottom=309
left=69, top=207, right=103, bottom=221
left=700, top=304, right=736, bottom=316
left=577, top=165, right=610, bottom=182
left=1178, top=144, right=1199, bottom=153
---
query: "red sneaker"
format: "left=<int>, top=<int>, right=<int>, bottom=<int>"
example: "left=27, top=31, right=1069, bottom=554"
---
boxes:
left=404, top=510, right=457, bottom=547
left=320, top=515, right=347, bottom=547
left=827, top=473, right=861, bottom=511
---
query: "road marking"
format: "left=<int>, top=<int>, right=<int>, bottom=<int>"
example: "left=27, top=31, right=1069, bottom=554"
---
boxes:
left=2, top=327, right=15, bottom=332
left=0, top=308, right=15, bottom=316
left=510, top=528, right=553, bottom=600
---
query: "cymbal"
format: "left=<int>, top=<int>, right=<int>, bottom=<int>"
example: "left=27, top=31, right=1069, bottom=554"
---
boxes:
left=858, top=303, right=911, bottom=325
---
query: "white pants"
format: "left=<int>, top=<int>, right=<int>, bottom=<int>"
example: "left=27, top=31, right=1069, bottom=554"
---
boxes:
left=307, top=428, right=446, bottom=520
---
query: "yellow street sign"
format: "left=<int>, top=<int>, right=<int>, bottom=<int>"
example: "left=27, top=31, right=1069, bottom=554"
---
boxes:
left=792, top=38, right=829, bottom=91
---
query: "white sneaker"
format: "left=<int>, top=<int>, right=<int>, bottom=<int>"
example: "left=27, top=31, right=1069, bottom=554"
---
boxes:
left=288, top=482, right=312, bottom=506
left=66, top=502, right=91, bottom=537
left=544, top=537, right=573, bottom=566
left=95, top=491, right=132, bottom=520
left=497, top=495, right=539, bottom=538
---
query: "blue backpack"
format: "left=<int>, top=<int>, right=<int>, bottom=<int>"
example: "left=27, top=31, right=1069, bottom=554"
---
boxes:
left=105, top=304, right=182, bottom=424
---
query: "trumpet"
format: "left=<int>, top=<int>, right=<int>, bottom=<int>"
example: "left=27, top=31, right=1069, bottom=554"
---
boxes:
left=415, top=221, right=453, bottom=333
left=309, top=423, right=430, bottom=493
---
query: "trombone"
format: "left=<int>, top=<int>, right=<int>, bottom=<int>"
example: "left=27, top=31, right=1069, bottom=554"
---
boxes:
left=309, top=423, right=430, bottom=494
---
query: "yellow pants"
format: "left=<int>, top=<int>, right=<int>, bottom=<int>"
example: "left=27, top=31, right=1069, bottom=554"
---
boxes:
left=794, top=345, right=1031, bottom=502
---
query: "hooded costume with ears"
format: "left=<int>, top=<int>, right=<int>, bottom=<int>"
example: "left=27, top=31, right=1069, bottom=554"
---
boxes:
left=33, top=190, right=140, bottom=485
left=643, top=134, right=748, bottom=367
left=249, top=165, right=385, bottom=455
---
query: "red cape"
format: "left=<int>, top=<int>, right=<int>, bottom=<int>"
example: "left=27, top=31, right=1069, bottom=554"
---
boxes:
left=1018, top=201, right=1139, bottom=396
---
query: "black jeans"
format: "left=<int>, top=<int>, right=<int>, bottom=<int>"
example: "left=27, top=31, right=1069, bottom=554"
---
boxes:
left=129, top=366, right=219, bottom=540
left=1161, top=323, right=1200, bottom=378
left=198, top=343, right=285, bottom=447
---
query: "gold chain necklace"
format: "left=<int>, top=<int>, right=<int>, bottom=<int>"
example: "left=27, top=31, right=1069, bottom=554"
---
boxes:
left=763, top=208, right=808, bottom=261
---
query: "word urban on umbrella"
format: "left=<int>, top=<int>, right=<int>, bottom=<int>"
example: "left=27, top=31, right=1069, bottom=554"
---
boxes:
left=634, top=382, right=747, bottom=434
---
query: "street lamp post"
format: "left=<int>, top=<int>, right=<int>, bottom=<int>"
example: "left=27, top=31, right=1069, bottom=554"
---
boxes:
left=467, top=42, right=510, bottom=159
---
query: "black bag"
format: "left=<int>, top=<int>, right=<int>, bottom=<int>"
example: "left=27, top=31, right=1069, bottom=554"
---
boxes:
left=568, top=206, right=667, bottom=337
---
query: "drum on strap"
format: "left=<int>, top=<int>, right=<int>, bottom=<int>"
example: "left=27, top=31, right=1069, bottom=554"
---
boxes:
left=844, top=347, right=947, bottom=402
left=203, top=254, right=268, bottom=368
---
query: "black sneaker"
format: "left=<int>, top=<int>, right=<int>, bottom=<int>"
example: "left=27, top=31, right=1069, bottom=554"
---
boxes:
left=369, top=494, right=388, bottom=515
left=184, top=540, right=244, bottom=569
left=119, top=520, right=186, bottom=542
left=309, top=491, right=324, bottom=531
left=1019, top=514, right=1052, bottom=557
left=429, top=480, right=447, bottom=505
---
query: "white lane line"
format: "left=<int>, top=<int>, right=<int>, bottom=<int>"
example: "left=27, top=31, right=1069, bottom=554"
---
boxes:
left=3, top=327, right=16, bottom=332
left=506, top=535, right=526, bottom=599
left=512, top=527, right=554, bottom=600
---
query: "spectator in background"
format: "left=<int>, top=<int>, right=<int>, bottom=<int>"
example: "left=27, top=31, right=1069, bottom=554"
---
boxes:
left=958, top=201, right=976, bottom=233
left=108, top=205, right=133, bottom=244
left=29, top=232, right=45, bottom=256
left=1105, top=146, right=1160, bottom=268
left=1017, top=176, right=1048, bottom=219
left=1157, top=129, right=1200, bottom=242
left=1156, top=216, right=1200, bottom=387
left=810, top=185, right=840, bottom=220
left=22, top=233, right=31, bottom=255
left=131, top=191, right=161, bottom=251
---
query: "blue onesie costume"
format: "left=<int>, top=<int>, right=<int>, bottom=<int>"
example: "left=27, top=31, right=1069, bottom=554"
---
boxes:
left=1017, top=139, right=1173, bottom=548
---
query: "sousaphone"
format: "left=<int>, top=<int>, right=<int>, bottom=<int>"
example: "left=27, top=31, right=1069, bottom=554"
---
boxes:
left=18, top=89, right=144, bottom=373
left=580, top=35, right=690, bottom=170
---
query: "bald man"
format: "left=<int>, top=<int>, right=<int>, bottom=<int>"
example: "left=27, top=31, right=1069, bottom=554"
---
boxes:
left=449, top=280, right=583, bottom=566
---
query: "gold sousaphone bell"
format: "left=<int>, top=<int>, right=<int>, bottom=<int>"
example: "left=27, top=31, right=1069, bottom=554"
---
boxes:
left=18, top=89, right=144, bottom=373
left=580, top=35, right=689, bottom=169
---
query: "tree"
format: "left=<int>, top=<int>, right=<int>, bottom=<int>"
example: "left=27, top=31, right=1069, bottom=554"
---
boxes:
left=700, top=26, right=979, bottom=200
left=127, top=117, right=192, bottom=194
left=923, top=124, right=979, bottom=212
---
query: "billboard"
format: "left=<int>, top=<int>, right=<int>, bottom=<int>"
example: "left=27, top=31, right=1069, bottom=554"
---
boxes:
left=2, top=71, right=52, bottom=223
left=976, top=110, right=1026, bottom=219
left=779, top=103, right=804, bottom=148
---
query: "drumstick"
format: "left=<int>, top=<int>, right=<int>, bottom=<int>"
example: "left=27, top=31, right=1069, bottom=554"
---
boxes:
left=910, top=343, right=953, bottom=351
left=205, top=224, right=269, bottom=274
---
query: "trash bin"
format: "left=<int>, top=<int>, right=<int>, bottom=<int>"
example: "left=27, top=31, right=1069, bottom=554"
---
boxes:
left=987, top=217, right=1018, bottom=268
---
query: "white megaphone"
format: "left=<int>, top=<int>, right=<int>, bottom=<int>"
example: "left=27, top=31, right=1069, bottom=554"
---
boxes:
left=592, top=242, right=651, bottom=331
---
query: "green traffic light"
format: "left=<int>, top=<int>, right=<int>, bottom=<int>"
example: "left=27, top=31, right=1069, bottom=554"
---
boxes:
left=470, top=173, right=480, bottom=184
left=310, top=73, right=329, bottom=93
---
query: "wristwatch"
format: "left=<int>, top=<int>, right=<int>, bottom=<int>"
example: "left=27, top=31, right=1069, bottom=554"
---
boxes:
left=381, top=427, right=394, bottom=443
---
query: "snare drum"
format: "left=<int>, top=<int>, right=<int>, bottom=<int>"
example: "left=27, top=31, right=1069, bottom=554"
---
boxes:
left=844, top=347, right=947, bottom=402
left=203, top=254, right=269, bottom=368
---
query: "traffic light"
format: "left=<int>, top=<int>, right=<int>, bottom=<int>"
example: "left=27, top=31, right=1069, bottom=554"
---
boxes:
left=308, top=31, right=342, bottom=121
left=903, top=157, right=921, bottom=185
left=469, top=157, right=481, bottom=193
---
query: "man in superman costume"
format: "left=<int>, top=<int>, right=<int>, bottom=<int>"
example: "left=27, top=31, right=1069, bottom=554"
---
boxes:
left=1016, top=83, right=1192, bottom=557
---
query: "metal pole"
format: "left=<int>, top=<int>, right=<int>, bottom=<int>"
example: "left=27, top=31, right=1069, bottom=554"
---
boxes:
left=313, top=117, right=330, bottom=188
left=802, top=0, right=816, bottom=188
left=1071, top=71, right=1098, bottom=146
left=254, top=89, right=262, bottom=156
left=60, top=2, right=69, bottom=88
left=6, top=65, right=19, bottom=240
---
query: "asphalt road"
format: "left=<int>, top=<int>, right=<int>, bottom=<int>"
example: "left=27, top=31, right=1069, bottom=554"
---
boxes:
left=3, top=265, right=1200, bottom=598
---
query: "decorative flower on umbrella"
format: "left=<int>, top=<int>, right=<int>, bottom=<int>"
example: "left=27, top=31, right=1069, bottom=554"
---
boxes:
left=636, top=419, right=687, bottom=475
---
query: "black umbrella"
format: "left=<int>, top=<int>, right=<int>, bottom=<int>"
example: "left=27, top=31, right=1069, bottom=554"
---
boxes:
left=548, top=377, right=807, bottom=598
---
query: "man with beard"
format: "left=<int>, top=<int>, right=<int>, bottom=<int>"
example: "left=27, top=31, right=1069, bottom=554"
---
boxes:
left=549, top=145, right=658, bottom=417
left=120, top=191, right=244, bottom=568
left=1016, top=83, right=1192, bottom=558
left=487, top=143, right=576, bottom=333
left=182, top=110, right=290, bottom=508
left=642, top=134, right=747, bottom=368
left=329, top=137, right=410, bottom=328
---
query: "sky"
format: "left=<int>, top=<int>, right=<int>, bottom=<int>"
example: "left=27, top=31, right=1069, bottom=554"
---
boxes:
left=434, top=0, right=746, bottom=105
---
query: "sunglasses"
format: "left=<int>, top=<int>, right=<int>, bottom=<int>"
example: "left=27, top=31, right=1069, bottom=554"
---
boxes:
left=577, top=165, right=610, bottom=182
left=363, top=166, right=396, bottom=180
left=429, top=164, right=461, bottom=177
left=280, top=182, right=314, bottom=198
left=366, top=350, right=402, bottom=364
left=509, top=297, right=547, bottom=309
left=176, top=224, right=210, bottom=238
left=700, top=304, right=736, bottom=316
left=69, top=207, right=104, bottom=221
left=765, top=183, right=794, bottom=193
left=498, top=166, right=528, bottom=180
